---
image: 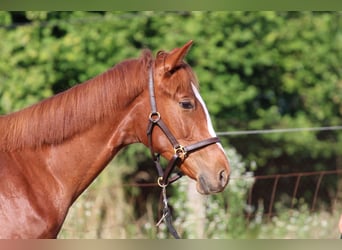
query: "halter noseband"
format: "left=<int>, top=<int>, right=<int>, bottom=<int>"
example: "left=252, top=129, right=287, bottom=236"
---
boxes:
left=146, top=68, right=220, bottom=238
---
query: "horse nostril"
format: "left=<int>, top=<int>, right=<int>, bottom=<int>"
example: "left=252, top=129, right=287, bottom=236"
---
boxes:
left=219, top=169, right=228, bottom=187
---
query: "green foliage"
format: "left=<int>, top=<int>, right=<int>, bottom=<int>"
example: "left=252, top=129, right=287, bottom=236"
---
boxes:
left=251, top=199, right=340, bottom=239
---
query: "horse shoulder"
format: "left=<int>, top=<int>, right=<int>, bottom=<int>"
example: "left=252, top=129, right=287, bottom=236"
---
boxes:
left=0, top=151, right=65, bottom=238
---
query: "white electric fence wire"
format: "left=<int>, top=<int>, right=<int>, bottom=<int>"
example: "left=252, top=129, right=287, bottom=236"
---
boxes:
left=216, top=125, right=342, bottom=136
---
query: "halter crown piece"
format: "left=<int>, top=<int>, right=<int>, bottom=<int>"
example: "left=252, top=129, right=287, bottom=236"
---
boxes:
left=146, top=68, right=220, bottom=238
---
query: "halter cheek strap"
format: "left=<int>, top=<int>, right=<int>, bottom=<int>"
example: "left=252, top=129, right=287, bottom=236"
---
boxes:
left=146, top=68, right=220, bottom=238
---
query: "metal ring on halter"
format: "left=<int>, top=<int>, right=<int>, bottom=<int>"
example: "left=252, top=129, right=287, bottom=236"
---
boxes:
left=157, top=177, right=168, bottom=188
left=149, top=112, right=161, bottom=123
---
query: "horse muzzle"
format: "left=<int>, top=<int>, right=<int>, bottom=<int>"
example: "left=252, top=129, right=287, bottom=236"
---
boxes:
left=196, top=168, right=230, bottom=195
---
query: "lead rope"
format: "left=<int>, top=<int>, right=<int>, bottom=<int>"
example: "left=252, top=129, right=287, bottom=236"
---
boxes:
left=155, top=182, right=181, bottom=239
left=148, top=118, right=182, bottom=238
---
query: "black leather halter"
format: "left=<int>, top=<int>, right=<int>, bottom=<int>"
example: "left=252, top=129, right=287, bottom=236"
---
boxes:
left=146, top=68, right=220, bottom=187
left=146, top=68, right=220, bottom=238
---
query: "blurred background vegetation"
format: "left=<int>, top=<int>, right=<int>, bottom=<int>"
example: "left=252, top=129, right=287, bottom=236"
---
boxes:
left=0, top=11, right=341, bottom=238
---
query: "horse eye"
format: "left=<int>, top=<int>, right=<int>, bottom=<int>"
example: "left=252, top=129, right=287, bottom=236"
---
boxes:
left=179, top=101, right=194, bottom=110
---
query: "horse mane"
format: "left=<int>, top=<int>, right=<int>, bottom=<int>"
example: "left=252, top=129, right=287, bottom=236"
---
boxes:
left=0, top=50, right=153, bottom=151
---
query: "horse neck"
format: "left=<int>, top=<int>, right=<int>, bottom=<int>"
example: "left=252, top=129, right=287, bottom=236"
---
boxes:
left=45, top=74, right=150, bottom=202
left=51, top=108, right=143, bottom=201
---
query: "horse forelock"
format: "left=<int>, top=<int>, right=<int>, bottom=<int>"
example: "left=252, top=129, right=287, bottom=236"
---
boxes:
left=159, top=63, right=199, bottom=99
left=0, top=50, right=153, bottom=151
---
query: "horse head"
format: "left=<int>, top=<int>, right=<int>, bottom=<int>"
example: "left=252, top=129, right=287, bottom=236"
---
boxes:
left=145, top=40, right=230, bottom=194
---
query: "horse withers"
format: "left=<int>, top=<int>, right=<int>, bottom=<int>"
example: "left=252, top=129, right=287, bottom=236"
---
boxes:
left=0, top=40, right=230, bottom=238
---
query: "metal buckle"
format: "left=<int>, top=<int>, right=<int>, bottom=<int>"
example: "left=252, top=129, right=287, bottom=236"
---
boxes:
left=174, top=145, right=187, bottom=160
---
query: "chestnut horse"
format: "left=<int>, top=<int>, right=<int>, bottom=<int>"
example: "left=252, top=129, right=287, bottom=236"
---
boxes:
left=0, top=41, right=230, bottom=238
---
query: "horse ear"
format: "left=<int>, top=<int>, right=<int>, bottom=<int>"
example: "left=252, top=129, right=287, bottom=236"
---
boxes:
left=164, top=40, right=193, bottom=72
